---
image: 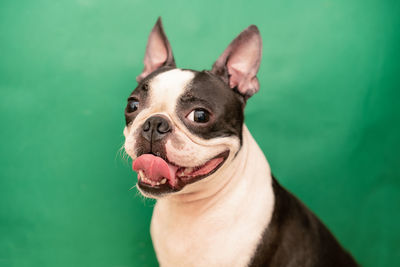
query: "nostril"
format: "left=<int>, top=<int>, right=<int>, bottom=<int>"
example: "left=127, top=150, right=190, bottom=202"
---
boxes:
left=157, top=122, right=170, bottom=133
left=143, top=121, right=151, bottom=132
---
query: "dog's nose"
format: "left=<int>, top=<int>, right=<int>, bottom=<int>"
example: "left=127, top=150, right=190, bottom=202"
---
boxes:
left=141, top=115, right=172, bottom=142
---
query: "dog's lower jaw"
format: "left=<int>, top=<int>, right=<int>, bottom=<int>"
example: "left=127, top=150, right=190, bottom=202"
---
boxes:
left=150, top=125, right=275, bottom=267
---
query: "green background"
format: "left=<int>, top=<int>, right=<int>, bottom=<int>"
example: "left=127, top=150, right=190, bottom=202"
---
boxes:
left=1, top=0, right=399, bottom=266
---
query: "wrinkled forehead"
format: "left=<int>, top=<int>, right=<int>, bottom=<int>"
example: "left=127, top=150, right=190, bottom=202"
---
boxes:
left=147, top=68, right=195, bottom=111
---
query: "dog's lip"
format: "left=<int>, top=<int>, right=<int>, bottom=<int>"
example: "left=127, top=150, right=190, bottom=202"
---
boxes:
left=173, top=152, right=227, bottom=180
left=136, top=150, right=229, bottom=191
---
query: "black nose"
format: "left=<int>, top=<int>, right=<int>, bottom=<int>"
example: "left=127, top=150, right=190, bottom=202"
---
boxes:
left=141, top=116, right=172, bottom=142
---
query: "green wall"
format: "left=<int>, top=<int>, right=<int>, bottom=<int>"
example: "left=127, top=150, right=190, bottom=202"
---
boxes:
left=1, top=0, right=399, bottom=266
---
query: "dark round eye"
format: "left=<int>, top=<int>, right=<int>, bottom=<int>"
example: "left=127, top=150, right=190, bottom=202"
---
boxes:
left=187, top=109, right=210, bottom=123
left=127, top=100, right=139, bottom=113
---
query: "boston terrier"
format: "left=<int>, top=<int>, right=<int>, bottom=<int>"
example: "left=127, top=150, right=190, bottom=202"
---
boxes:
left=123, top=17, right=358, bottom=267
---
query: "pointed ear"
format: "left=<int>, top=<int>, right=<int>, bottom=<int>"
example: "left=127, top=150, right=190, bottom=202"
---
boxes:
left=211, top=25, right=262, bottom=99
left=137, top=17, right=176, bottom=82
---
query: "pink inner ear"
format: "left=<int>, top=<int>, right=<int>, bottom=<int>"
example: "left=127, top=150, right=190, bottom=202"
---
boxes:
left=143, top=33, right=168, bottom=75
left=137, top=31, right=169, bottom=82
left=137, top=18, right=175, bottom=82
left=211, top=25, right=262, bottom=99
left=226, top=33, right=262, bottom=97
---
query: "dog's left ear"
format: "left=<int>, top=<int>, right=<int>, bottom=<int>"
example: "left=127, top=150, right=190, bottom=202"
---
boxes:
left=211, top=25, right=262, bottom=99
left=137, top=17, right=176, bottom=82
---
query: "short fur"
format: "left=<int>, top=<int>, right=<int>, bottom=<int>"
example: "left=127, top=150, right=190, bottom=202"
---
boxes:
left=123, top=18, right=358, bottom=266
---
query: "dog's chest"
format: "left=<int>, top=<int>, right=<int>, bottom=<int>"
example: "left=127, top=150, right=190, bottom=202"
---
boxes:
left=150, top=180, right=274, bottom=267
left=152, top=214, right=253, bottom=266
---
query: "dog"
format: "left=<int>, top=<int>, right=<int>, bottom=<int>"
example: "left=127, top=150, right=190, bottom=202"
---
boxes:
left=123, top=17, right=358, bottom=267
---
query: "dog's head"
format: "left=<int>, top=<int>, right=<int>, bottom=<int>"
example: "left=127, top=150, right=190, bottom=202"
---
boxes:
left=124, top=18, right=262, bottom=198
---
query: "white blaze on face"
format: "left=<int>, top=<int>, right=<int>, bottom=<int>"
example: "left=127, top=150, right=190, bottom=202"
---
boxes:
left=124, top=69, right=194, bottom=159
left=148, top=69, right=195, bottom=113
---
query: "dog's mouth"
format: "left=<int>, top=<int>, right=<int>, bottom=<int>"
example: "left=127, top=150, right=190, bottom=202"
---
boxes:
left=132, top=151, right=229, bottom=194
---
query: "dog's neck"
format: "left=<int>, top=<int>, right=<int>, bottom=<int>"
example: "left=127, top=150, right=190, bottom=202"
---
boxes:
left=151, top=125, right=275, bottom=266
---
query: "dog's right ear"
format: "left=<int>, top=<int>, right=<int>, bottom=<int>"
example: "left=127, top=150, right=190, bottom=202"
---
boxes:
left=137, top=17, right=176, bottom=82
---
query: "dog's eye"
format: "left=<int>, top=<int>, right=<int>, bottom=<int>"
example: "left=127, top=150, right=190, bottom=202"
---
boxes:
left=187, top=109, right=210, bottom=123
left=127, top=99, right=139, bottom=113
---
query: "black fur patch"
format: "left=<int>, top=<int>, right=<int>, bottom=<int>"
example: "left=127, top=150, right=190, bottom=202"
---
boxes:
left=248, top=176, right=359, bottom=267
left=176, top=70, right=245, bottom=141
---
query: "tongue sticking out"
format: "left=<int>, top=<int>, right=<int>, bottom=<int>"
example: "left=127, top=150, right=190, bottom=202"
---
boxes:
left=132, top=154, right=226, bottom=189
left=132, top=154, right=178, bottom=187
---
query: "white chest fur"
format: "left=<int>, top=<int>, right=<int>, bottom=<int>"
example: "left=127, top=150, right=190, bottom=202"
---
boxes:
left=150, top=127, right=275, bottom=267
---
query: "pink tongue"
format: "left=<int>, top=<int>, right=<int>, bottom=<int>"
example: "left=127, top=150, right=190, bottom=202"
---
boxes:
left=132, top=154, right=178, bottom=187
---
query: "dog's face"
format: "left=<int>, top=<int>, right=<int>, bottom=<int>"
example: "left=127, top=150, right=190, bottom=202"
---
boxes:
left=124, top=18, right=262, bottom=198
